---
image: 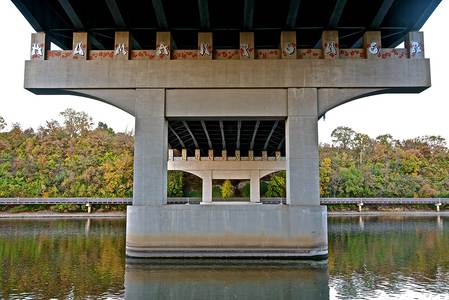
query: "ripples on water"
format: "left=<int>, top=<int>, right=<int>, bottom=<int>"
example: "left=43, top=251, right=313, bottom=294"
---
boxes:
left=0, top=216, right=448, bottom=299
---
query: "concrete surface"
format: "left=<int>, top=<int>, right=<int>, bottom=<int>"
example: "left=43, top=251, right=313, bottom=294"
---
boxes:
left=126, top=204, right=328, bottom=258
left=286, top=88, right=320, bottom=206
left=25, top=59, right=430, bottom=89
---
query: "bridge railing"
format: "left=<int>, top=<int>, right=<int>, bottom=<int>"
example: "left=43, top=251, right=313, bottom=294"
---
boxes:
left=0, top=197, right=447, bottom=205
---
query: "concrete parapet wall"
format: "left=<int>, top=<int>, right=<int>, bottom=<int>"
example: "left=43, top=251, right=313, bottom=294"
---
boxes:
left=126, top=205, right=328, bottom=258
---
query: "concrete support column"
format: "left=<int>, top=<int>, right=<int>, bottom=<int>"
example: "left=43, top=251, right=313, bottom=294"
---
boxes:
left=133, top=89, right=167, bottom=206
left=201, top=171, right=212, bottom=204
left=250, top=170, right=260, bottom=203
left=286, top=88, right=319, bottom=206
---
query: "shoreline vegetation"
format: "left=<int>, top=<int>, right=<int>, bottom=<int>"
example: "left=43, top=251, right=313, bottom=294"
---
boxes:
left=0, top=109, right=448, bottom=213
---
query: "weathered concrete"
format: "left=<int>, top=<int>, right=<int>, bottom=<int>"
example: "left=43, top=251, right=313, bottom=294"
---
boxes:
left=250, top=170, right=261, bottom=203
left=166, top=89, right=287, bottom=117
left=133, top=89, right=167, bottom=206
left=168, top=160, right=285, bottom=177
left=317, top=88, right=387, bottom=118
left=200, top=171, right=212, bottom=204
left=24, top=59, right=430, bottom=90
left=286, top=88, right=320, bottom=206
left=126, top=205, right=327, bottom=258
left=44, top=87, right=415, bottom=121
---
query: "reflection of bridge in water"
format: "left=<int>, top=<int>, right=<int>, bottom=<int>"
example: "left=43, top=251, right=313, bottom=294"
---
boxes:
left=125, top=260, right=329, bottom=300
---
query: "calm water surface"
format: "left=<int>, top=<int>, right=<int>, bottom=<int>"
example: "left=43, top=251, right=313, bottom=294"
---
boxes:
left=0, top=216, right=448, bottom=299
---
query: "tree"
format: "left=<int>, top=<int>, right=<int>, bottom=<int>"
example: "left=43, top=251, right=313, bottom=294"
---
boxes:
left=221, top=180, right=234, bottom=199
left=320, top=157, right=332, bottom=196
left=331, top=127, right=356, bottom=149
left=168, top=171, right=184, bottom=197
left=338, top=167, right=365, bottom=197
left=0, top=116, right=6, bottom=131
left=97, top=122, right=115, bottom=134
left=353, top=133, right=372, bottom=165
left=60, top=109, right=93, bottom=137
left=265, top=171, right=286, bottom=197
left=376, top=134, right=394, bottom=147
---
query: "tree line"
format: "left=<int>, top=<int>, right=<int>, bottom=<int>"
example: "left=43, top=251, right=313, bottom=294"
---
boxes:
left=0, top=110, right=447, bottom=206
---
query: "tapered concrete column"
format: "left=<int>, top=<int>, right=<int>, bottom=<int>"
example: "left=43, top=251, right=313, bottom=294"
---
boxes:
left=201, top=171, right=212, bottom=203
left=250, top=170, right=260, bottom=203
left=286, top=88, right=319, bottom=205
left=133, top=89, right=167, bottom=205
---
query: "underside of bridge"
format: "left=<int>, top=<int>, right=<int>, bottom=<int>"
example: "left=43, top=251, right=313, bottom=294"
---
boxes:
left=168, top=120, right=286, bottom=156
left=13, top=0, right=440, bottom=258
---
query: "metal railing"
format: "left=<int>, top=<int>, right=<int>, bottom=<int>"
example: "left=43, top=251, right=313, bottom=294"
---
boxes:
left=0, top=197, right=447, bottom=205
left=321, top=198, right=449, bottom=205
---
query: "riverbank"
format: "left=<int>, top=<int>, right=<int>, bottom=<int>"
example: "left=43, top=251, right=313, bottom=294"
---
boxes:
left=0, top=211, right=126, bottom=218
left=1, top=210, right=448, bottom=219
left=328, top=211, right=449, bottom=217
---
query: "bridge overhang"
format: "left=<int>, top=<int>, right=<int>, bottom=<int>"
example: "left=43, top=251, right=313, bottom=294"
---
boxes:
left=24, top=58, right=430, bottom=91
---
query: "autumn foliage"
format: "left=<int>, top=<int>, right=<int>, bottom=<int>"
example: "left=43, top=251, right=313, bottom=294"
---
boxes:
left=320, top=127, right=449, bottom=198
left=0, top=111, right=448, bottom=202
left=0, top=109, right=133, bottom=199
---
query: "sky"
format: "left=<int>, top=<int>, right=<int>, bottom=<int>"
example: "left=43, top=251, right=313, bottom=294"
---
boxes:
left=0, top=1, right=448, bottom=144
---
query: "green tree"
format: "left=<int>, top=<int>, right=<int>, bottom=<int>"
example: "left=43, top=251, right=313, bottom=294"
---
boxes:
left=331, top=126, right=356, bottom=149
left=265, top=171, right=286, bottom=197
left=338, top=167, right=365, bottom=197
left=167, top=171, right=184, bottom=197
left=320, top=157, right=332, bottom=196
left=221, top=180, right=234, bottom=199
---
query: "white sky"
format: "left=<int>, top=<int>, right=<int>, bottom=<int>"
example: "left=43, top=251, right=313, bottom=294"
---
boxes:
left=0, top=1, right=448, bottom=143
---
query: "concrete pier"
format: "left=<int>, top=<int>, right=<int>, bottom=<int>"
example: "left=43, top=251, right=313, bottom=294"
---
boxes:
left=126, top=204, right=327, bottom=258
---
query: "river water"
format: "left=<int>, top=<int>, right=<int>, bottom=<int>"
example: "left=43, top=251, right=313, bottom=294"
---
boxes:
left=0, top=216, right=448, bottom=299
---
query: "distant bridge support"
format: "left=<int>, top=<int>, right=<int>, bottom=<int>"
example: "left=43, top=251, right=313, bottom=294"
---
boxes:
left=168, top=159, right=285, bottom=204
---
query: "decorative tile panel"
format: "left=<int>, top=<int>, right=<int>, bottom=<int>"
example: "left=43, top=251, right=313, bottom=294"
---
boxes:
left=340, top=49, right=366, bottom=59
left=299, top=49, right=323, bottom=59
left=214, top=50, right=240, bottom=60
left=256, top=49, right=281, bottom=59
left=380, top=48, right=407, bottom=59
left=172, top=50, right=198, bottom=60
left=131, top=50, right=156, bottom=60
left=88, top=50, right=114, bottom=60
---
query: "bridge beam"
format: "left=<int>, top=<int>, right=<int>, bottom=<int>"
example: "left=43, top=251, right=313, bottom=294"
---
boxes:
left=197, top=0, right=210, bottom=29
left=56, top=0, right=105, bottom=49
left=352, top=0, right=395, bottom=48
left=286, top=0, right=302, bottom=29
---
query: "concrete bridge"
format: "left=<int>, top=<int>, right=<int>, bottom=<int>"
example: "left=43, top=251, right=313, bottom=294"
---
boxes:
left=12, top=0, right=441, bottom=259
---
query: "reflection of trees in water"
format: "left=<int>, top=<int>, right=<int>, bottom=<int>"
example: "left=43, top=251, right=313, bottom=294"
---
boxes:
left=328, top=216, right=449, bottom=298
left=0, top=219, right=126, bottom=299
